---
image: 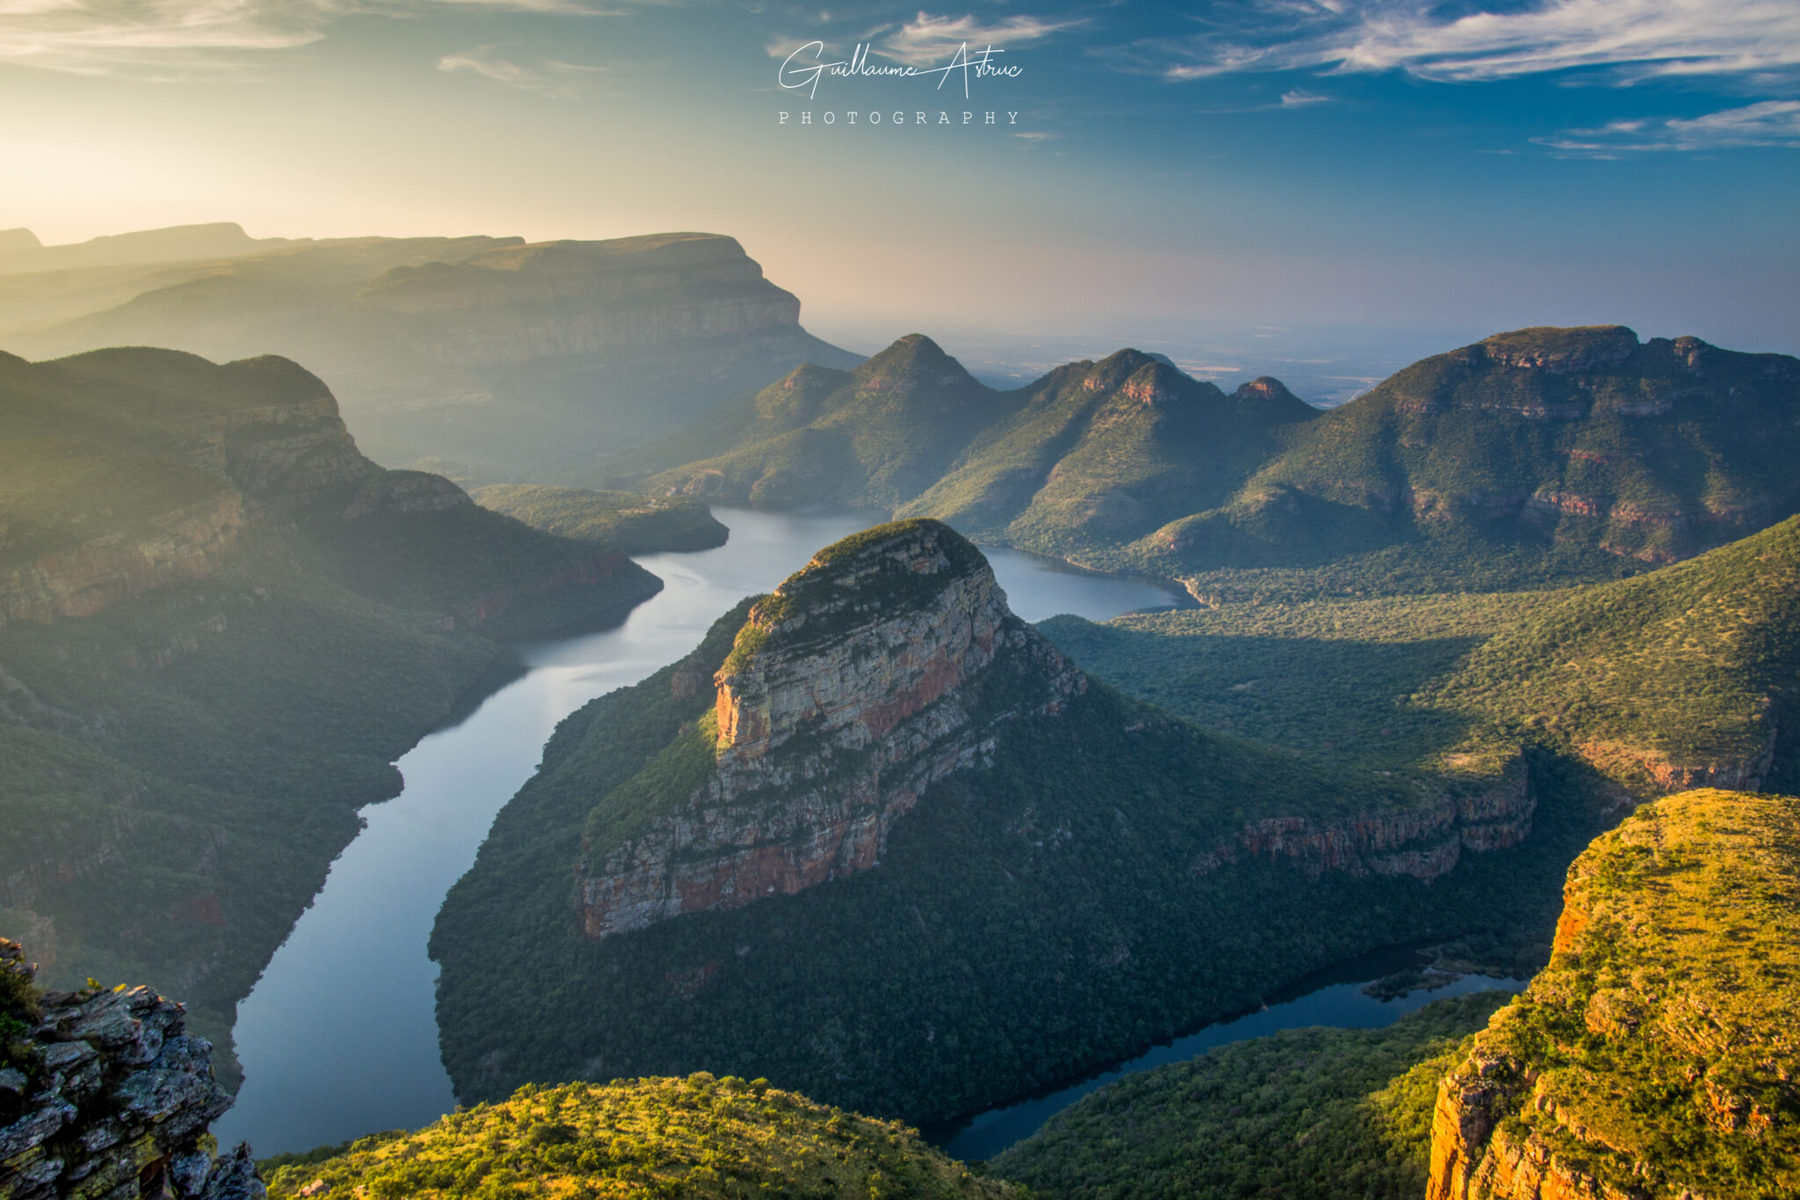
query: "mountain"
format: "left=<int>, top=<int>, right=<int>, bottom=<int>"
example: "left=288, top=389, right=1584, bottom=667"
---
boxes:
left=1155, top=325, right=1800, bottom=574
left=637, top=326, right=1799, bottom=594
left=0, top=345, right=660, bottom=1082
left=432, top=520, right=1565, bottom=1126
left=0, top=228, right=858, bottom=481
left=0, top=222, right=287, bottom=274
left=993, top=990, right=1514, bottom=1200
left=261, top=1074, right=1025, bottom=1200
left=1427, top=788, right=1799, bottom=1200
left=899, top=354, right=1314, bottom=557
left=641, top=334, right=1014, bottom=510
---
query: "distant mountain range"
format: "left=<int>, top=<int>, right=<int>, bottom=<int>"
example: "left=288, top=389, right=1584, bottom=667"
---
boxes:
left=0, top=224, right=858, bottom=481
left=626, top=325, right=1800, bottom=592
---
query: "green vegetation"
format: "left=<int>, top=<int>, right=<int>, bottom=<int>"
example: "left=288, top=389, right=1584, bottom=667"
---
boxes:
left=0, top=345, right=661, bottom=1084
left=431, top=534, right=1588, bottom=1127
left=993, top=991, right=1512, bottom=1200
left=0, top=939, right=40, bottom=1075
left=1043, top=516, right=1800, bottom=794
left=263, top=1075, right=1025, bottom=1200
left=632, top=327, right=1799, bottom=595
left=470, top=485, right=728, bottom=554
left=1441, top=789, right=1800, bottom=1199
left=638, top=335, right=1019, bottom=511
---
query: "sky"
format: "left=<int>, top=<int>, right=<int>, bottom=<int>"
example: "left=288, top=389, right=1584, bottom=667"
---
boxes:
left=2, top=0, right=1797, bottom=364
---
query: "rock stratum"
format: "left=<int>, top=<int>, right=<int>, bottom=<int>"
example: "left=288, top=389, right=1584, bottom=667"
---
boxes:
left=1427, top=789, right=1800, bottom=1200
left=433, top=520, right=1557, bottom=1123
left=574, top=520, right=1086, bottom=940
left=0, top=940, right=264, bottom=1200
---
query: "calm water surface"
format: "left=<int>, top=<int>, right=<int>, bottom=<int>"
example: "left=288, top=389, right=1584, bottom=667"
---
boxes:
left=215, top=510, right=1180, bottom=1154
left=933, top=968, right=1524, bottom=1162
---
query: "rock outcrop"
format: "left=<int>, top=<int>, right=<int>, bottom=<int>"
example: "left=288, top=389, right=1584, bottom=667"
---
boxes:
left=574, top=519, right=1086, bottom=940
left=1426, top=789, right=1800, bottom=1200
left=0, top=940, right=265, bottom=1200
left=1194, top=756, right=1535, bottom=882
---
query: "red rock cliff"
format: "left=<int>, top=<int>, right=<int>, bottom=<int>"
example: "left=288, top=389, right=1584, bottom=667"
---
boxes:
left=574, top=520, right=1085, bottom=940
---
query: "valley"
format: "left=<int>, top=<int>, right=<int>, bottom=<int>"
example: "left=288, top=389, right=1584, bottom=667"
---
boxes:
left=1, top=269, right=1794, bottom=1200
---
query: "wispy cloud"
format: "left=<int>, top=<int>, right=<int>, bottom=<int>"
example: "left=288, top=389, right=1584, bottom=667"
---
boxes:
left=1149, top=0, right=1800, bottom=85
left=0, top=0, right=621, bottom=78
left=438, top=45, right=604, bottom=96
left=878, top=11, right=1085, bottom=69
left=1538, top=98, right=1800, bottom=154
left=1279, top=87, right=1332, bottom=105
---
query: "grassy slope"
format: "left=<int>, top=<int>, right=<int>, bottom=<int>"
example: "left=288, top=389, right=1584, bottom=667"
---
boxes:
left=1441, top=789, right=1800, bottom=1199
left=1044, top=515, right=1800, bottom=793
left=993, top=991, right=1513, bottom=1200
left=262, top=1075, right=1026, bottom=1200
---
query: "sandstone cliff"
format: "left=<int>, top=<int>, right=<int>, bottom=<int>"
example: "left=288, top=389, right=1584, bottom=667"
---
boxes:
left=1193, top=755, right=1534, bottom=882
left=574, top=519, right=1086, bottom=939
left=0, top=939, right=264, bottom=1200
left=1426, top=789, right=1800, bottom=1200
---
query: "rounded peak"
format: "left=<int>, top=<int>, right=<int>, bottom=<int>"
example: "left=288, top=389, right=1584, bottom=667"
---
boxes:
left=1083, top=349, right=1192, bottom=396
left=852, top=334, right=977, bottom=390
left=1479, top=325, right=1640, bottom=372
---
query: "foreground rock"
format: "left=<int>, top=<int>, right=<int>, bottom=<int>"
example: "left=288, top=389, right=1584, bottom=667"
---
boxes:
left=1427, top=789, right=1800, bottom=1200
left=0, top=939, right=264, bottom=1200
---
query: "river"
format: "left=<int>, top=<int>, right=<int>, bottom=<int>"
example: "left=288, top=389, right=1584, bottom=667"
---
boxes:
left=213, top=509, right=1182, bottom=1155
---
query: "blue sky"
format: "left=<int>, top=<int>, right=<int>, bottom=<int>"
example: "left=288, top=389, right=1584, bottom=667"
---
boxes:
left=2, top=0, right=1796, bottom=361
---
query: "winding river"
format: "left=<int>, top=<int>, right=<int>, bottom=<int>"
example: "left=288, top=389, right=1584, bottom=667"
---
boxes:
left=214, top=510, right=1181, bottom=1155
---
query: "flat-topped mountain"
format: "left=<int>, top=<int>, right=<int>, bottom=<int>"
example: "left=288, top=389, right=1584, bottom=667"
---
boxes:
left=632, top=326, right=1799, bottom=593
left=1428, top=788, right=1800, bottom=1200
left=432, top=520, right=1554, bottom=1124
left=0, top=345, right=660, bottom=1082
left=0, top=227, right=856, bottom=480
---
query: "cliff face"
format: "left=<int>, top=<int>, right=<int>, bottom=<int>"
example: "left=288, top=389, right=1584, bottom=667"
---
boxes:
left=358, top=234, right=807, bottom=366
left=1426, top=789, right=1800, bottom=1200
left=0, top=940, right=264, bottom=1200
left=574, top=520, right=1086, bottom=940
left=1194, top=758, right=1535, bottom=883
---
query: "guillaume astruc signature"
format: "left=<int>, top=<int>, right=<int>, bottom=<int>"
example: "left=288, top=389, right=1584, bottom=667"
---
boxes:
left=778, top=41, right=1023, bottom=101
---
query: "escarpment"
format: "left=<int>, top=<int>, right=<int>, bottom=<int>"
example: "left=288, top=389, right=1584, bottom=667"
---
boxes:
left=0, top=940, right=265, bottom=1200
left=1195, top=757, right=1535, bottom=882
left=1426, top=789, right=1800, bottom=1200
left=574, top=519, right=1086, bottom=940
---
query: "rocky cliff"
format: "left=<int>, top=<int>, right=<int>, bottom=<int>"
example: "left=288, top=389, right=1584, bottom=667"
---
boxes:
left=574, top=519, right=1086, bottom=939
left=1193, top=756, right=1535, bottom=882
left=1426, top=789, right=1800, bottom=1200
left=358, top=234, right=807, bottom=365
left=0, top=940, right=264, bottom=1200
